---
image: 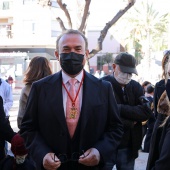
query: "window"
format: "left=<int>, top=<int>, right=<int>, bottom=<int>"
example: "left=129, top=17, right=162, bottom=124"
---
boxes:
left=0, top=1, right=13, bottom=10
left=32, top=23, right=35, bottom=34
left=3, top=1, right=9, bottom=9
left=51, top=20, right=60, bottom=37
left=0, top=1, right=10, bottom=10
left=23, top=20, right=36, bottom=35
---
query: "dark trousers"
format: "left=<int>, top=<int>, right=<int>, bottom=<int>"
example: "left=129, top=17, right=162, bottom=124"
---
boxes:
left=115, top=148, right=135, bottom=170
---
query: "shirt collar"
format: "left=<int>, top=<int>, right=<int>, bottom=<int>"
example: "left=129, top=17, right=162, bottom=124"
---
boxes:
left=62, top=70, right=84, bottom=84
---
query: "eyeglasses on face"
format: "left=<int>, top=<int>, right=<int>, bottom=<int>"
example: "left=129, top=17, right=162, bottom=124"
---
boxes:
left=54, top=150, right=85, bottom=163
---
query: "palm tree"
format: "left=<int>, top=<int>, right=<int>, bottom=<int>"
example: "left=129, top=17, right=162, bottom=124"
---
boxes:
left=125, top=1, right=169, bottom=66
left=110, top=1, right=169, bottom=66
left=97, top=53, right=113, bottom=71
left=103, top=53, right=113, bottom=68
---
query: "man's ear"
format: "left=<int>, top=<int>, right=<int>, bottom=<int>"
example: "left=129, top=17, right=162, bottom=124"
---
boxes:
left=85, top=50, right=89, bottom=59
left=112, top=64, right=116, bottom=71
left=55, top=51, right=59, bottom=61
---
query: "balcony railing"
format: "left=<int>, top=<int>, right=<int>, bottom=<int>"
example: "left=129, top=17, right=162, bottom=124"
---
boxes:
left=0, top=33, right=57, bottom=47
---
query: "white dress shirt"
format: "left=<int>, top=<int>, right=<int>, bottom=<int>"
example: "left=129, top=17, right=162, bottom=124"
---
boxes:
left=0, top=78, right=13, bottom=116
left=62, top=70, right=83, bottom=116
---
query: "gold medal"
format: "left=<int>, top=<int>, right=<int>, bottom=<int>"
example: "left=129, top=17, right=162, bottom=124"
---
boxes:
left=70, top=107, right=78, bottom=119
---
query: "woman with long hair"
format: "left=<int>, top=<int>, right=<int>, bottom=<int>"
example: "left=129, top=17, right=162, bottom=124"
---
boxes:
left=147, top=50, right=170, bottom=170
left=17, top=56, right=52, bottom=129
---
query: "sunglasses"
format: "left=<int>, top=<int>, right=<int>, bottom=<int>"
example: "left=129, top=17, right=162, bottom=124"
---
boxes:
left=54, top=150, right=85, bottom=163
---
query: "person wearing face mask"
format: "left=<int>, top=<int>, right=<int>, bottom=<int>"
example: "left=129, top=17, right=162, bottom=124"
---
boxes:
left=20, top=29, right=123, bottom=170
left=101, top=52, right=152, bottom=170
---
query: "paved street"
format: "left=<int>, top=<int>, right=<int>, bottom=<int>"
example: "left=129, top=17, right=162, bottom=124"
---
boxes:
left=9, top=88, right=149, bottom=170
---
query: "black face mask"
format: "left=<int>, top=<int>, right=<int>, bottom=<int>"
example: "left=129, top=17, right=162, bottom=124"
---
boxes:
left=60, top=52, right=84, bottom=75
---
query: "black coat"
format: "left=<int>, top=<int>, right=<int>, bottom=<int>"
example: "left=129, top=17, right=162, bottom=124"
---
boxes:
left=143, top=96, right=155, bottom=153
left=149, top=117, right=170, bottom=170
left=20, top=71, right=123, bottom=170
left=0, top=96, right=15, bottom=160
left=146, top=79, right=167, bottom=170
left=102, top=75, right=152, bottom=159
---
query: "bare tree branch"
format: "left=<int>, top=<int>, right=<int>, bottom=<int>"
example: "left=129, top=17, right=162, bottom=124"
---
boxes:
left=78, top=0, right=91, bottom=32
left=57, top=0, right=72, bottom=28
left=56, top=17, right=67, bottom=32
left=37, top=0, right=51, bottom=7
left=89, top=0, right=136, bottom=59
left=82, top=12, right=90, bottom=34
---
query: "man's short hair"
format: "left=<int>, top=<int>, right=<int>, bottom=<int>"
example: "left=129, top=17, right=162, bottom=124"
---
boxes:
left=146, top=84, right=155, bottom=94
left=56, top=29, right=88, bottom=51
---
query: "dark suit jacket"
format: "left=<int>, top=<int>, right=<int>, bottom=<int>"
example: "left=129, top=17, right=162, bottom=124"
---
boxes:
left=20, top=71, right=123, bottom=170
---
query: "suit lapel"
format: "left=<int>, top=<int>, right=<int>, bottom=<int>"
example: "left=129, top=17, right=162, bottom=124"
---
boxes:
left=44, top=71, right=67, bottom=132
left=43, top=71, right=101, bottom=137
left=80, top=72, right=100, bottom=135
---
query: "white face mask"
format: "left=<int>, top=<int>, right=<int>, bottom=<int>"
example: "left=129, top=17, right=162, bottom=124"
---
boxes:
left=115, top=70, right=132, bottom=85
left=15, top=154, right=27, bottom=164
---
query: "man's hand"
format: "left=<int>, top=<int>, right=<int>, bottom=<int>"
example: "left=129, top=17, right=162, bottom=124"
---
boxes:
left=79, top=148, right=100, bottom=166
left=43, top=153, right=61, bottom=170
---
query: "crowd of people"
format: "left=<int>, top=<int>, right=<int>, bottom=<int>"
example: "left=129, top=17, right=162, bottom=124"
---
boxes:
left=0, top=29, right=170, bottom=170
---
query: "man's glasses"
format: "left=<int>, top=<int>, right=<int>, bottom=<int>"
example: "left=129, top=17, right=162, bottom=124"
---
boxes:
left=54, top=150, right=85, bottom=163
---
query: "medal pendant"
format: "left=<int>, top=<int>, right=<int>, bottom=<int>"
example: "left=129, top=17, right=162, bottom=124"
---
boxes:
left=70, top=107, right=78, bottom=119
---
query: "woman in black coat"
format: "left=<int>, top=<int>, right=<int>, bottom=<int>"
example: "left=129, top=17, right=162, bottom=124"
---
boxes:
left=146, top=81, right=170, bottom=170
left=0, top=95, right=15, bottom=161
left=147, top=50, right=170, bottom=170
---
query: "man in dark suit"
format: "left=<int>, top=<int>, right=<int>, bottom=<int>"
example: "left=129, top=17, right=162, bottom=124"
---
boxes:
left=20, top=29, right=123, bottom=170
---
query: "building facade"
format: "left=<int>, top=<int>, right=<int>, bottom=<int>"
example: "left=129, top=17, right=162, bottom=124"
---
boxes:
left=0, top=0, right=121, bottom=88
